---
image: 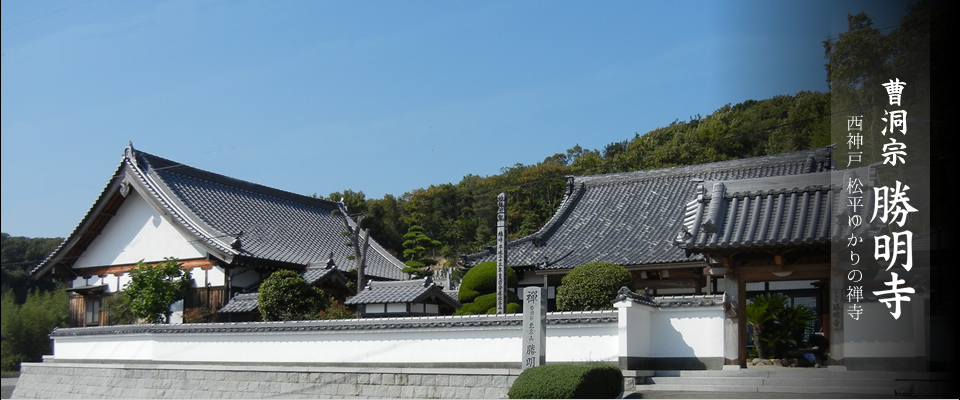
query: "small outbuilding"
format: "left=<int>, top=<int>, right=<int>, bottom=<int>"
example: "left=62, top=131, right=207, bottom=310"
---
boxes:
left=346, top=277, right=461, bottom=317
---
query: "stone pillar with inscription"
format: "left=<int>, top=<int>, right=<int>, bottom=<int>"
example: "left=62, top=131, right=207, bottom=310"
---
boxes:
left=496, top=192, right=508, bottom=314
left=522, top=287, right=547, bottom=370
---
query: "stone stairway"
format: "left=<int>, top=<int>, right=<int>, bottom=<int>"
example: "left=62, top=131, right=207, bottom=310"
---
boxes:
left=632, top=368, right=944, bottom=396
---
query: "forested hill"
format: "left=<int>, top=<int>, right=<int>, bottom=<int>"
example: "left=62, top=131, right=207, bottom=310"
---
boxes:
left=326, top=90, right=832, bottom=264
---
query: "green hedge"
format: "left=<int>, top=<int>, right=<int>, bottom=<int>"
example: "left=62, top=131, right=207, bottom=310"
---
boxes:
left=556, top=262, right=633, bottom=311
left=507, top=363, right=623, bottom=399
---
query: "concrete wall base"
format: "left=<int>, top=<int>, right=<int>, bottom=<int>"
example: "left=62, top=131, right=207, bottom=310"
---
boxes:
left=13, top=362, right=522, bottom=399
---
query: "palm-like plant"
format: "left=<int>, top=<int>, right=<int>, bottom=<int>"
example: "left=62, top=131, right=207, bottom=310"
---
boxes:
left=746, top=293, right=788, bottom=360
left=746, top=293, right=818, bottom=360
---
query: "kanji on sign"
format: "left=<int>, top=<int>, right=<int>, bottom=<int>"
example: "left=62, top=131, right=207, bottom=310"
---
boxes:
left=881, top=138, right=907, bottom=166
left=873, top=272, right=915, bottom=320
left=847, top=304, right=863, bottom=320
left=872, top=181, right=918, bottom=228
left=881, top=110, right=908, bottom=136
left=848, top=214, right=862, bottom=228
left=846, top=178, right=863, bottom=194
left=847, top=132, right=863, bottom=150
left=847, top=269, right=863, bottom=283
left=847, top=152, right=862, bottom=168
left=846, top=286, right=863, bottom=302
left=875, top=231, right=913, bottom=271
left=881, top=79, right=906, bottom=106
left=846, top=233, right=863, bottom=248
left=847, top=115, right=863, bottom=131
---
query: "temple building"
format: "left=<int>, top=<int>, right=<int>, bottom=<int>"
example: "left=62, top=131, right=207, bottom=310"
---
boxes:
left=32, top=144, right=406, bottom=326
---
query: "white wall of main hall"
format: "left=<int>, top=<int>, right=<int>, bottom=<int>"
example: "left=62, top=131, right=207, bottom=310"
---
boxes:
left=73, top=189, right=206, bottom=269
left=69, top=188, right=227, bottom=293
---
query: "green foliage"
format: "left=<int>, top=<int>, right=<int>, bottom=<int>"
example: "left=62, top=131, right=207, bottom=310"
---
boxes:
left=507, top=363, right=623, bottom=399
left=317, top=300, right=356, bottom=320
left=258, top=270, right=331, bottom=321
left=746, top=293, right=816, bottom=359
left=105, top=292, right=136, bottom=325
left=1, top=289, right=68, bottom=371
left=556, top=262, right=632, bottom=311
left=182, top=306, right=214, bottom=323
left=1, top=233, right=62, bottom=304
left=319, top=88, right=833, bottom=262
left=402, top=225, right=441, bottom=277
left=124, top=258, right=193, bottom=324
left=455, top=291, right=521, bottom=315
left=456, top=261, right=519, bottom=314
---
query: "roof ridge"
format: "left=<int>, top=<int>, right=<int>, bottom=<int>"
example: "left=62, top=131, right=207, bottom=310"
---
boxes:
left=135, top=150, right=342, bottom=211
left=575, top=147, right=833, bottom=186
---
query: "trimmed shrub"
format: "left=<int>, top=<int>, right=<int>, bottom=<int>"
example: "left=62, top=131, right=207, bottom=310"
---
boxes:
left=456, top=261, right=521, bottom=314
left=458, top=261, right=519, bottom=303
left=556, top=262, right=633, bottom=311
left=258, top=270, right=330, bottom=321
left=507, top=363, right=623, bottom=399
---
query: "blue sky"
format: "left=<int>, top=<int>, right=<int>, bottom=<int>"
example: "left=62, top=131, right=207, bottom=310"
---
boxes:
left=2, top=0, right=914, bottom=238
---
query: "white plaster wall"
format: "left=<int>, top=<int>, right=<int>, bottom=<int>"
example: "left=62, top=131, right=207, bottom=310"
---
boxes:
left=73, top=190, right=206, bottom=269
left=648, top=307, right=724, bottom=358
left=51, top=317, right=618, bottom=365
left=203, top=266, right=226, bottom=287
left=54, top=337, right=155, bottom=361
left=118, top=274, right=132, bottom=292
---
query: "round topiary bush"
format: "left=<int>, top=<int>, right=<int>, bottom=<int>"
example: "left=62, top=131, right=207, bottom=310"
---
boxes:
left=258, top=270, right=330, bottom=321
left=507, top=363, right=623, bottom=399
left=556, top=262, right=633, bottom=311
left=456, top=261, right=520, bottom=314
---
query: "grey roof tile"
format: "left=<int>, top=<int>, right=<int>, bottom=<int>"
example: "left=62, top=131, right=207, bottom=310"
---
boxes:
left=34, top=145, right=406, bottom=281
left=462, top=147, right=834, bottom=270
left=218, top=293, right=260, bottom=313
left=345, top=277, right=461, bottom=308
left=675, top=172, right=836, bottom=251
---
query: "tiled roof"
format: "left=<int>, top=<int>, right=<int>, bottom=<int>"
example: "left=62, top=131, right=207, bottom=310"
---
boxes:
left=461, top=147, right=834, bottom=270
left=345, top=277, right=461, bottom=308
left=674, top=171, right=836, bottom=251
left=33, top=144, right=406, bottom=281
left=612, top=288, right=724, bottom=308
left=50, top=310, right=617, bottom=337
left=218, top=293, right=260, bottom=313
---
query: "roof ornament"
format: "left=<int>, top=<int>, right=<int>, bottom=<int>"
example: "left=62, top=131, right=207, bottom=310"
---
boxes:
left=565, top=175, right=576, bottom=196
left=611, top=286, right=654, bottom=305
left=119, top=180, right=132, bottom=198
left=230, top=230, right=243, bottom=249
left=124, top=141, right=142, bottom=170
left=325, top=252, right=335, bottom=269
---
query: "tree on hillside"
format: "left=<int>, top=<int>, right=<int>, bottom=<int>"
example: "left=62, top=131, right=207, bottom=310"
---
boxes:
left=401, top=225, right=440, bottom=279
left=124, top=258, right=193, bottom=324
left=1, top=233, right=63, bottom=304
